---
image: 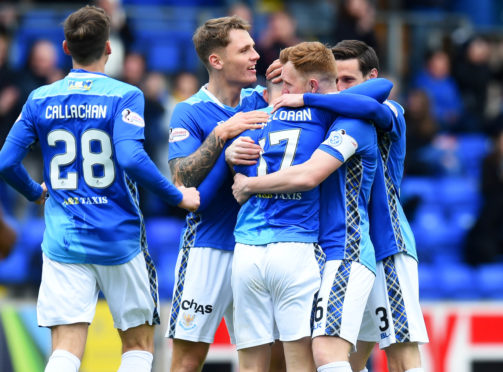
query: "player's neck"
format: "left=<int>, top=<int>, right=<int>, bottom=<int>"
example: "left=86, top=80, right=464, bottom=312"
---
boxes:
left=72, top=57, right=107, bottom=74
left=206, top=79, right=242, bottom=108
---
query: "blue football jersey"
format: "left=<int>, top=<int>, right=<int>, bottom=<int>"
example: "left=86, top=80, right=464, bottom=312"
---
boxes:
left=234, top=106, right=336, bottom=245
left=318, top=117, right=378, bottom=273
left=5, top=69, right=153, bottom=265
left=168, top=85, right=267, bottom=251
left=369, top=100, right=417, bottom=261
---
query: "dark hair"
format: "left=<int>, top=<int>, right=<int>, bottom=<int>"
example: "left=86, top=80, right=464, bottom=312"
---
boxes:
left=63, top=5, right=110, bottom=65
left=192, top=15, right=250, bottom=70
left=331, top=40, right=379, bottom=76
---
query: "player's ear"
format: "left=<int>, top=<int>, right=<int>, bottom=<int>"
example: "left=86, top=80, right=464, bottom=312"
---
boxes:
left=105, top=41, right=112, bottom=56
left=369, top=68, right=378, bottom=79
left=263, top=89, right=269, bottom=104
left=309, top=79, right=319, bottom=93
left=62, top=40, right=71, bottom=56
left=209, top=53, right=223, bottom=70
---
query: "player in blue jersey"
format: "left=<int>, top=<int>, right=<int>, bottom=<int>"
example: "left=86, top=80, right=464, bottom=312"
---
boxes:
left=267, top=40, right=429, bottom=372
left=332, top=40, right=428, bottom=372
left=165, top=15, right=273, bottom=372
left=231, top=46, right=384, bottom=372
left=0, top=6, right=199, bottom=372
left=227, top=42, right=396, bottom=372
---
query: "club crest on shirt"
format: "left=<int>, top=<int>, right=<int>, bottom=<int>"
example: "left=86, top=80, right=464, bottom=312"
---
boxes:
left=169, top=128, right=190, bottom=142
left=179, top=313, right=197, bottom=330
left=68, top=79, right=93, bottom=91
left=121, top=108, right=145, bottom=127
left=328, top=129, right=345, bottom=147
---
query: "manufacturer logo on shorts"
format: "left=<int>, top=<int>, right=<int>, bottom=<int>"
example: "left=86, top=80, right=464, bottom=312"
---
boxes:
left=169, top=127, right=190, bottom=142
left=179, top=313, right=196, bottom=331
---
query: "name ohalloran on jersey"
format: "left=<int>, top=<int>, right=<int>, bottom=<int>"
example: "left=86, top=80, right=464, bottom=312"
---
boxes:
left=45, top=104, right=107, bottom=119
left=63, top=196, right=108, bottom=206
left=256, top=192, right=302, bottom=200
left=271, top=107, right=311, bottom=122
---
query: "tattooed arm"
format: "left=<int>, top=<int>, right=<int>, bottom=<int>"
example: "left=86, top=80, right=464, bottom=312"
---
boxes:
left=170, top=130, right=224, bottom=187
left=170, top=110, right=269, bottom=188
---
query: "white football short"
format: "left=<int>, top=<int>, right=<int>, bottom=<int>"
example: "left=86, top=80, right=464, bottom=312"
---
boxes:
left=358, top=253, right=429, bottom=348
left=166, top=247, right=234, bottom=344
left=37, top=251, right=159, bottom=331
left=232, top=242, right=324, bottom=350
left=312, top=259, right=375, bottom=348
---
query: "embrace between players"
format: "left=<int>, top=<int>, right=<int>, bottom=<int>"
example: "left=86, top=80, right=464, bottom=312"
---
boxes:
left=0, top=5, right=428, bottom=372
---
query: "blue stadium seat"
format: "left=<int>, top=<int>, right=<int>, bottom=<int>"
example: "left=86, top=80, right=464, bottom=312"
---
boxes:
left=435, top=176, right=480, bottom=208
left=145, top=217, right=185, bottom=299
left=401, top=176, right=438, bottom=204
left=0, top=218, right=44, bottom=285
left=476, top=263, right=503, bottom=299
left=418, top=263, right=443, bottom=300
left=436, top=263, right=480, bottom=300
left=148, top=42, right=182, bottom=73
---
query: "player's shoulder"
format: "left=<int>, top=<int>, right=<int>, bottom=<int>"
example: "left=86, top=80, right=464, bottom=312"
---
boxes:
left=30, top=78, right=66, bottom=100
left=384, top=99, right=405, bottom=118
left=240, top=85, right=265, bottom=98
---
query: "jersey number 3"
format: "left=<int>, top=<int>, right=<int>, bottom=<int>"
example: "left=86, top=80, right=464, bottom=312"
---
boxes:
left=48, top=129, right=115, bottom=190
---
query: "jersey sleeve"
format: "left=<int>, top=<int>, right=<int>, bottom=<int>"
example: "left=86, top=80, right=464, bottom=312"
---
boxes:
left=167, top=102, right=205, bottom=160
left=0, top=96, right=43, bottom=201
left=344, top=78, right=392, bottom=103
left=4, top=93, right=38, bottom=149
left=229, top=127, right=262, bottom=176
left=113, top=88, right=146, bottom=144
left=115, top=138, right=183, bottom=205
left=384, top=100, right=406, bottom=141
left=318, top=117, right=372, bottom=163
left=303, top=78, right=394, bottom=131
left=197, top=151, right=229, bottom=212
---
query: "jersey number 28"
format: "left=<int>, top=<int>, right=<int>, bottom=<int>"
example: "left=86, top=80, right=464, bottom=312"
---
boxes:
left=48, top=129, right=115, bottom=190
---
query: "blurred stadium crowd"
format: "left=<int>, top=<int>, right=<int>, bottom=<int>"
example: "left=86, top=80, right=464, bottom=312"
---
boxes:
left=0, top=0, right=503, bottom=300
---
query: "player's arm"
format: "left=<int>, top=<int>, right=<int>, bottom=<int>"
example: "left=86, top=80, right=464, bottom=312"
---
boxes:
left=272, top=78, right=394, bottom=130
left=232, top=117, right=360, bottom=204
left=233, top=149, right=341, bottom=202
left=0, top=102, right=45, bottom=203
left=115, top=139, right=199, bottom=212
left=0, top=140, right=44, bottom=202
left=169, top=110, right=269, bottom=188
left=115, top=89, right=199, bottom=211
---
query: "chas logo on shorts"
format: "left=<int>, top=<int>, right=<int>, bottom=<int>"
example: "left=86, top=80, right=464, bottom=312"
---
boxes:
left=122, top=108, right=145, bottom=127
left=169, top=127, right=189, bottom=142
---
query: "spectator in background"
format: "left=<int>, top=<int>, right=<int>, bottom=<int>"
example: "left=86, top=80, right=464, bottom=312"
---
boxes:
left=18, top=39, right=63, bottom=101
left=0, top=30, right=21, bottom=148
left=331, top=0, right=379, bottom=56
left=97, top=0, right=134, bottom=77
left=413, top=49, right=463, bottom=133
left=464, top=125, right=503, bottom=265
left=0, top=204, right=16, bottom=260
left=404, top=89, right=439, bottom=175
left=228, top=2, right=254, bottom=28
left=255, top=11, right=301, bottom=84
left=453, top=36, right=492, bottom=132
left=121, top=51, right=146, bottom=87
